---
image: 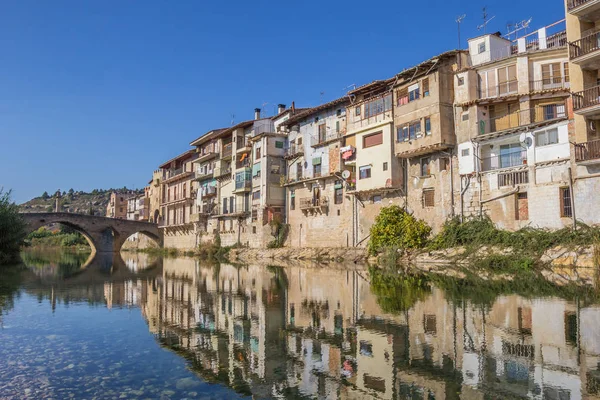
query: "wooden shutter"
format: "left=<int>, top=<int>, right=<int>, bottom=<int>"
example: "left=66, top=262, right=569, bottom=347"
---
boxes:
left=551, top=63, right=561, bottom=84
left=564, top=62, right=570, bottom=83
left=363, top=131, right=383, bottom=148
left=422, top=78, right=430, bottom=96
left=542, top=64, right=551, bottom=84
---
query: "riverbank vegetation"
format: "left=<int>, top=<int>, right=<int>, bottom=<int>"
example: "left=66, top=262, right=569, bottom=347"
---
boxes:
left=0, top=190, right=27, bottom=265
left=25, top=226, right=90, bottom=251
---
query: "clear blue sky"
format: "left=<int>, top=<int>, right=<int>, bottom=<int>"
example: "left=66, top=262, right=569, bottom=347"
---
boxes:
left=0, top=0, right=565, bottom=203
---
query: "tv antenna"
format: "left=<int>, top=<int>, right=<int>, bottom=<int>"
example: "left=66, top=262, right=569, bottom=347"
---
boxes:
left=456, top=14, right=466, bottom=49
left=477, top=7, right=495, bottom=33
left=320, top=91, right=325, bottom=104
left=230, top=114, right=235, bottom=125
left=505, top=18, right=532, bottom=40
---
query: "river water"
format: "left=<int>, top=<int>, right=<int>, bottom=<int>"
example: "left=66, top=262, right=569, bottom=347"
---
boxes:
left=1, top=249, right=600, bottom=399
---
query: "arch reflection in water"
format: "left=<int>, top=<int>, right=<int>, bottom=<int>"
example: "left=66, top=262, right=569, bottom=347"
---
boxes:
left=130, top=260, right=600, bottom=400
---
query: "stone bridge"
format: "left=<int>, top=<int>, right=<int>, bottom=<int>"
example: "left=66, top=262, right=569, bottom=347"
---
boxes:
left=21, top=212, right=162, bottom=253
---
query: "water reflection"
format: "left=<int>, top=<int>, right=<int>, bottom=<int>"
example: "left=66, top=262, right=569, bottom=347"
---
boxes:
left=9, top=251, right=600, bottom=399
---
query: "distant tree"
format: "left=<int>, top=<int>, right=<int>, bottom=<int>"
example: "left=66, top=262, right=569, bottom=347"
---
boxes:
left=54, top=190, right=61, bottom=198
left=0, top=189, right=27, bottom=265
left=91, top=189, right=98, bottom=195
left=61, top=191, right=66, bottom=197
left=41, top=191, right=50, bottom=200
left=68, top=188, right=74, bottom=195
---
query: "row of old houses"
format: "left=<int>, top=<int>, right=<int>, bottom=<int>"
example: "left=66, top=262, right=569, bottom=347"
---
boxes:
left=130, top=2, right=600, bottom=250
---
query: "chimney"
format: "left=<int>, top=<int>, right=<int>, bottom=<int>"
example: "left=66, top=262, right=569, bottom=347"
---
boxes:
left=254, top=108, right=261, bottom=120
left=291, top=101, right=296, bottom=113
left=277, top=104, right=286, bottom=114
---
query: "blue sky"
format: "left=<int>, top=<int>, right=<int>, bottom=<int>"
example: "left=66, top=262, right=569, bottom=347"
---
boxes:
left=0, top=0, right=566, bottom=203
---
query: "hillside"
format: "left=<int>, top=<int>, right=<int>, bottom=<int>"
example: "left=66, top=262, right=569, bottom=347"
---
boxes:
left=20, top=188, right=143, bottom=216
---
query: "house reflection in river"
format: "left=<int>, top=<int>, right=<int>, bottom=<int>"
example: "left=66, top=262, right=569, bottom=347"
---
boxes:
left=121, top=261, right=600, bottom=399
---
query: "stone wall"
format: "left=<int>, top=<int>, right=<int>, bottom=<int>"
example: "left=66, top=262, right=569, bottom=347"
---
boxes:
left=163, top=228, right=197, bottom=250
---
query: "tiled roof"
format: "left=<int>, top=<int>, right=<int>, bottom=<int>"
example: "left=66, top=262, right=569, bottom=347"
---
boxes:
left=158, top=149, right=196, bottom=169
left=189, top=128, right=226, bottom=147
left=279, top=97, right=350, bottom=127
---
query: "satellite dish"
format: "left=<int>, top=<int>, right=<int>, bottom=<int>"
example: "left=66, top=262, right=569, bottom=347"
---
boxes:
left=519, top=132, right=533, bottom=148
left=519, top=132, right=527, bottom=143
left=341, top=170, right=351, bottom=179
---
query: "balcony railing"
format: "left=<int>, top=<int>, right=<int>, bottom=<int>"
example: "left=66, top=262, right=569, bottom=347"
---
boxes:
left=284, top=143, right=304, bottom=159
left=569, top=31, right=600, bottom=59
left=529, top=78, right=570, bottom=92
left=222, top=143, right=233, bottom=158
left=478, top=80, right=518, bottom=99
left=299, top=197, right=329, bottom=210
left=215, top=200, right=251, bottom=216
left=568, top=0, right=596, bottom=11
left=573, top=85, right=600, bottom=111
left=195, top=169, right=214, bottom=181
left=498, top=170, right=529, bottom=187
left=236, top=138, right=252, bottom=152
left=481, top=150, right=527, bottom=172
left=214, top=166, right=232, bottom=178
left=311, top=130, right=345, bottom=147
left=575, top=139, right=600, bottom=162
left=484, top=103, right=567, bottom=134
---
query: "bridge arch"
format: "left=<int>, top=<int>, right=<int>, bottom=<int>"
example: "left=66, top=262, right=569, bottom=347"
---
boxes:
left=21, top=213, right=162, bottom=254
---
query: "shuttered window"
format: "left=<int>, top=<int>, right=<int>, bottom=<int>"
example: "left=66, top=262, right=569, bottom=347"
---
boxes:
left=363, top=131, right=383, bottom=148
left=422, top=78, right=430, bottom=97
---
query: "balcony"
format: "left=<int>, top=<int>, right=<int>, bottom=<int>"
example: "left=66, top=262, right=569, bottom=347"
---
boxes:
left=214, top=166, right=232, bottom=179
left=311, top=130, right=345, bottom=148
left=567, top=0, right=600, bottom=18
left=196, top=151, right=218, bottom=163
left=221, top=143, right=233, bottom=159
left=199, top=185, right=217, bottom=198
left=191, top=203, right=218, bottom=221
left=299, top=197, right=329, bottom=212
left=569, top=32, right=600, bottom=68
left=163, top=167, right=193, bottom=183
left=498, top=170, right=529, bottom=187
left=236, top=138, right=252, bottom=153
left=234, top=169, right=252, bottom=193
left=478, top=80, right=518, bottom=99
left=575, top=139, right=600, bottom=164
left=481, top=150, right=528, bottom=172
left=573, top=85, right=600, bottom=117
left=195, top=169, right=214, bottom=181
left=529, top=78, right=570, bottom=92
left=214, top=200, right=251, bottom=217
left=284, top=143, right=304, bottom=159
left=481, top=103, right=567, bottom=136
left=161, top=195, right=196, bottom=207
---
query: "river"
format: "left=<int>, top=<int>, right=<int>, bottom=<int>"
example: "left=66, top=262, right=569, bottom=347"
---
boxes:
left=1, top=249, right=599, bottom=399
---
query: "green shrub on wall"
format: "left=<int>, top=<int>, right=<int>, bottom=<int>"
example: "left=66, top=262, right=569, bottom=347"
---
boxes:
left=368, top=205, right=431, bottom=255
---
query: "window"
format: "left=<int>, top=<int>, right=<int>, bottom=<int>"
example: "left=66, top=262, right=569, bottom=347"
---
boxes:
left=336, top=120, right=340, bottom=133
left=275, top=141, right=284, bottom=148
left=422, top=78, right=430, bottom=97
left=252, top=210, right=258, bottom=222
left=408, top=83, right=420, bottom=102
left=359, top=165, right=371, bottom=179
left=542, top=104, right=565, bottom=120
left=515, top=192, right=529, bottom=220
left=462, top=113, right=469, bottom=121
left=461, top=148, right=470, bottom=157
left=363, top=94, right=392, bottom=118
left=183, top=183, right=187, bottom=198
left=383, top=162, right=388, bottom=171
left=424, top=117, right=431, bottom=135
left=363, top=131, right=383, bottom=148
left=397, top=125, right=409, bottom=142
left=542, top=63, right=562, bottom=85
left=422, top=189, right=435, bottom=207
left=420, top=157, right=431, bottom=176
left=536, top=128, right=559, bottom=147
left=222, top=198, right=228, bottom=214
left=564, top=62, right=570, bottom=83
left=230, top=196, right=234, bottom=213
left=318, top=123, right=327, bottom=142
left=297, top=137, right=303, bottom=145
left=255, top=147, right=261, bottom=159
left=560, top=187, right=572, bottom=218
left=424, top=315, right=437, bottom=335
left=336, top=109, right=342, bottom=116
left=440, top=158, right=449, bottom=171
left=409, top=121, right=421, bottom=140
left=252, top=191, right=260, bottom=200
left=497, top=65, right=517, bottom=94
left=397, top=87, right=408, bottom=106
left=355, top=106, right=361, bottom=116
left=334, top=181, right=343, bottom=204
left=372, top=195, right=382, bottom=204
left=314, top=163, right=322, bottom=177
left=252, top=226, right=257, bottom=234
left=290, top=190, right=295, bottom=210
left=478, top=41, right=486, bottom=54
left=458, top=76, right=465, bottom=86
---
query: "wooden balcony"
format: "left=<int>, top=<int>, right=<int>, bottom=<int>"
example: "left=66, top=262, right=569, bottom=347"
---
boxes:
left=481, top=102, right=567, bottom=136
left=284, top=143, right=304, bottom=159
left=573, top=85, right=600, bottom=117
left=529, top=78, right=570, bottom=93
left=575, top=139, right=600, bottom=164
left=221, top=143, right=233, bottom=159
left=299, top=197, right=329, bottom=212
left=569, top=32, right=600, bottom=69
left=567, top=0, right=600, bottom=18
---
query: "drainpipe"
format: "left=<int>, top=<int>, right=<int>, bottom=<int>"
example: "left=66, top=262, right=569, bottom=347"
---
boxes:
left=449, top=150, right=455, bottom=217
left=568, top=167, right=577, bottom=231
left=460, top=176, right=471, bottom=223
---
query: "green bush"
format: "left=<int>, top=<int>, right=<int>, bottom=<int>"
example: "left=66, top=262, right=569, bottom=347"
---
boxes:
left=0, top=190, right=27, bottom=264
left=60, top=233, right=87, bottom=247
left=27, top=227, right=54, bottom=239
left=368, top=206, right=431, bottom=255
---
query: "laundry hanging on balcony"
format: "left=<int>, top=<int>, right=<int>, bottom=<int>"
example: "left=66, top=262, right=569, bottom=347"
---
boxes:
left=340, top=145, right=355, bottom=160
left=240, top=153, right=248, bottom=162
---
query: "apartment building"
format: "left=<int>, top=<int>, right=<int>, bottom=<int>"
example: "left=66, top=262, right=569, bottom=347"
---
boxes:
left=455, top=21, right=575, bottom=230
left=566, top=0, right=600, bottom=225
left=393, top=51, right=467, bottom=231
left=105, top=192, right=129, bottom=219
left=126, top=193, right=149, bottom=221
left=158, top=149, right=198, bottom=248
left=279, top=97, right=352, bottom=247
left=189, top=129, right=224, bottom=239
left=343, top=79, right=403, bottom=245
